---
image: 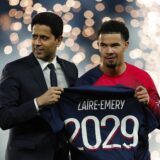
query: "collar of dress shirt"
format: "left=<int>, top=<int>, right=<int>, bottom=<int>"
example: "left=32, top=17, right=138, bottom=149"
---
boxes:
left=36, top=57, right=57, bottom=71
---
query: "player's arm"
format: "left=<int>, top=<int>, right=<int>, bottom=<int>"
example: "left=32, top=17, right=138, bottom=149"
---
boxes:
left=135, top=85, right=160, bottom=117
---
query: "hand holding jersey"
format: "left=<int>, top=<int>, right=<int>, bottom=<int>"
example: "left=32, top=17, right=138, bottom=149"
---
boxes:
left=36, top=87, right=64, bottom=108
left=135, top=85, right=150, bottom=104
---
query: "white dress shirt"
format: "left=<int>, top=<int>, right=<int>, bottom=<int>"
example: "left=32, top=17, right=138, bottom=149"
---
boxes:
left=34, top=57, right=68, bottom=111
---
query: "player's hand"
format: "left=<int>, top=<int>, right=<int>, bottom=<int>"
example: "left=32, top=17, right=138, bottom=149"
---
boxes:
left=134, top=85, right=149, bottom=105
left=36, top=87, right=64, bottom=108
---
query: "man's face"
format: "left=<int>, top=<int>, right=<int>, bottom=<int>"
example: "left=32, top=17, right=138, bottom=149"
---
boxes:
left=98, top=33, right=129, bottom=69
left=32, top=24, right=62, bottom=62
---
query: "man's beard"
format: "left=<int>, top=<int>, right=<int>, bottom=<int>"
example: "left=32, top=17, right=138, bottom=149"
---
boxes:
left=106, top=63, right=117, bottom=68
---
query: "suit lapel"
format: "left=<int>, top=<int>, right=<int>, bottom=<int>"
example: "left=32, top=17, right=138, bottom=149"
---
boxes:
left=57, top=57, right=73, bottom=86
left=27, top=54, right=48, bottom=93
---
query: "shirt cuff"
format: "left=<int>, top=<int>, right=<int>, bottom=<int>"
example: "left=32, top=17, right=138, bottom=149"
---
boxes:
left=34, top=98, right=40, bottom=111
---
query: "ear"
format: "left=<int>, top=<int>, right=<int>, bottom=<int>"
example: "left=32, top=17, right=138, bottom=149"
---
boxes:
left=125, top=40, right=129, bottom=49
left=56, top=36, right=63, bottom=46
left=97, top=41, right=99, bottom=46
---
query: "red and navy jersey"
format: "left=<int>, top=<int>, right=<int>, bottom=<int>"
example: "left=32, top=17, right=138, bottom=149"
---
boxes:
left=41, top=86, right=158, bottom=160
left=76, top=64, right=160, bottom=119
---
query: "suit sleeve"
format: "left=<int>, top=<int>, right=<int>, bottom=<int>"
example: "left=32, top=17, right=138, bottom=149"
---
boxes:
left=0, top=64, right=38, bottom=130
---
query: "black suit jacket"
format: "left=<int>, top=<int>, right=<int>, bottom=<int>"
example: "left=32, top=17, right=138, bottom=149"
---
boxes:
left=0, top=53, right=78, bottom=160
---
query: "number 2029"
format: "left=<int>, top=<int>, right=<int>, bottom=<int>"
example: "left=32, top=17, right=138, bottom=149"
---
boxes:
left=64, top=115, right=139, bottom=150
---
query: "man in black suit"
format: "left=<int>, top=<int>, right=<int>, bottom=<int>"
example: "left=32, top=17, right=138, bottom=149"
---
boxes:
left=0, top=12, right=78, bottom=160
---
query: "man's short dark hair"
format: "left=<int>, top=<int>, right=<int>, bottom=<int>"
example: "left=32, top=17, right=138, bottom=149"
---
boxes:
left=97, top=20, right=129, bottom=41
left=31, top=12, right=63, bottom=38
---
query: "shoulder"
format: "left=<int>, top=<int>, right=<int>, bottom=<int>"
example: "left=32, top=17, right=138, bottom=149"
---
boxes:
left=2, top=54, right=34, bottom=78
left=4, top=55, right=30, bottom=70
left=57, top=57, right=78, bottom=80
left=76, top=65, right=103, bottom=86
left=81, top=66, right=101, bottom=78
left=5, top=53, right=34, bottom=68
left=127, top=63, right=151, bottom=77
left=57, top=57, right=76, bottom=67
left=57, top=57, right=78, bottom=73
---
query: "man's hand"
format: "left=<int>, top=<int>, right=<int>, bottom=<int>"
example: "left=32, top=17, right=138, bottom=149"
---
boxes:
left=134, top=85, right=149, bottom=104
left=36, top=87, right=64, bottom=109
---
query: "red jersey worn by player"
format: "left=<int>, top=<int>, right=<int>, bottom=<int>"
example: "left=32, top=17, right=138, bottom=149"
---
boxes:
left=76, top=63, right=160, bottom=117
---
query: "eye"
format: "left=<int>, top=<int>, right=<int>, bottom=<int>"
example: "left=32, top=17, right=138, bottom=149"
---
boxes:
left=111, top=43, right=120, bottom=48
left=32, top=35, right=37, bottom=40
left=41, top=36, right=49, bottom=41
left=100, top=43, right=107, bottom=47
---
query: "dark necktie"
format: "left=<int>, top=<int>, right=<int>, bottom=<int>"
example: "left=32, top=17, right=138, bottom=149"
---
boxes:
left=47, top=63, right=57, bottom=86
